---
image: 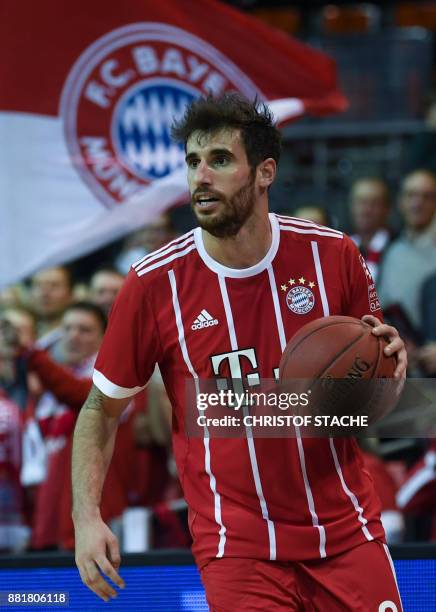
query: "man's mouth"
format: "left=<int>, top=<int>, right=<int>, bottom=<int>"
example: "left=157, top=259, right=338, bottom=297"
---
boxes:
left=195, top=195, right=220, bottom=209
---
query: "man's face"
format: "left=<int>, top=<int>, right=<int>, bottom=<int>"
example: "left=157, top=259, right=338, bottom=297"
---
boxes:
left=400, top=171, right=436, bottom=232
left=351, top=180, right=389, bottom=234
left=30, top=268, right=72, bottom=319
left=186, top=129, right=257, bottom=237
left=90, top=272, right=124, bottom=315
left=61, top=310, right=104, bottom=366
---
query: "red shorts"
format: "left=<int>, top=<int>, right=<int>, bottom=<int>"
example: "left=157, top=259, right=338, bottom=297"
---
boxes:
left=200, top=540, right=402, bottom=611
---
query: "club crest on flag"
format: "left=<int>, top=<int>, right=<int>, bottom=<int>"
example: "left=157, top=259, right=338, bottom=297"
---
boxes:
left=59, top=22, right=260, bottom=208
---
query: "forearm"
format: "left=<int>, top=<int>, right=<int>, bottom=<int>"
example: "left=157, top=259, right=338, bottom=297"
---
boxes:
left=72, top=385, right=126, bottom=523
left=28, top=349, right=91, bottom=410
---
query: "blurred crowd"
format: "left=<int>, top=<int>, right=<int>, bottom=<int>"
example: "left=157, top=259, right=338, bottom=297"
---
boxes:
left=1, top=169, right=436, bottom=555
left=0, top=214, right=187, bottom=554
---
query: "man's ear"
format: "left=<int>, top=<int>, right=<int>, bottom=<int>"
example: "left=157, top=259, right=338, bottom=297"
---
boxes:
left=257, top=158, right=276, bottom=189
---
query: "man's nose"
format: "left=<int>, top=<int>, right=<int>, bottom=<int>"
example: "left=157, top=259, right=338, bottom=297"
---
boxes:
left=193, top=161, right=212, bottom=186
left=66, top=329, right=79, bottom=343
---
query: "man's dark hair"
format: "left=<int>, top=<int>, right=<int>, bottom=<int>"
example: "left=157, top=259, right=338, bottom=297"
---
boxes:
left=64, top=301, right=107, bottom=333
left=351, top=177, right=391, bottom=205
left=90, top=266, right=124, bottom=281
left=30, top=265, right=74, bottom=290
left=401, top=168, right=436, bottom=191
left=171, top=93, right=282, bottom=170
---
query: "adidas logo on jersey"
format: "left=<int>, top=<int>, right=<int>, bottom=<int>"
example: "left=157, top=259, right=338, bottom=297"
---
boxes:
left=191, top=309, right=219, bottom=330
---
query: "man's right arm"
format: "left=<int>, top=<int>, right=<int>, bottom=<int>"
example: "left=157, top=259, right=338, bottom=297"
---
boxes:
left=72, top=384, right=130, bottom=602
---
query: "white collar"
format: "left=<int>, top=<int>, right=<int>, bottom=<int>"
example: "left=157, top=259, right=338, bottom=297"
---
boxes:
left=194, top=213, right=280, bottom=278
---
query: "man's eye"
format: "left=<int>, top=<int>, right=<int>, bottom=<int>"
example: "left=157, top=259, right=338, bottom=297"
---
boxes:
left=214, top=156, right=229, bottom=166
left=188, top=159, right=199, bottom=169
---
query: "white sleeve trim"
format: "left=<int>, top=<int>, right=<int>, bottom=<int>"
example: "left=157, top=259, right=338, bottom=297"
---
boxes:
left=93, top=369, right=147, bottom=399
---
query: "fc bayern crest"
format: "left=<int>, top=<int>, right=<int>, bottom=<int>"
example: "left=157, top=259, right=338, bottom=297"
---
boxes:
left=286, top=286, right=315, bottom=315
left=60, top=23, right=261, bottom=208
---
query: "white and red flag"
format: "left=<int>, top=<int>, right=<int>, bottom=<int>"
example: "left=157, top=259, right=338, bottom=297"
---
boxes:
left=0, top=0, right=347, bottom=286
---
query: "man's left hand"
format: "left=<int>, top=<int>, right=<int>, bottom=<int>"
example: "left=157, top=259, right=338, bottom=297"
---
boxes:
left=362, top=315, right=407, bottom=379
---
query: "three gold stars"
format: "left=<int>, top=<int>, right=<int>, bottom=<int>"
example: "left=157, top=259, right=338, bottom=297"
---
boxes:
left=280, top=277, right=316, bottom=291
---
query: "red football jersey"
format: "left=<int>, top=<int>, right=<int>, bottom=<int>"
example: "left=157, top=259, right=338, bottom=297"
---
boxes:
left=94, top=214, right=385, bottom=569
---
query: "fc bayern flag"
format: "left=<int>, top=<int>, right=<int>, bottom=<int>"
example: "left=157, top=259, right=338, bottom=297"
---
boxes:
left=0, top=0, right=347, bottom=287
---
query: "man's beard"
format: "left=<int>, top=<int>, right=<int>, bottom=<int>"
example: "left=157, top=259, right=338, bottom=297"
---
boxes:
left=191, top=174, right=256, bottom=238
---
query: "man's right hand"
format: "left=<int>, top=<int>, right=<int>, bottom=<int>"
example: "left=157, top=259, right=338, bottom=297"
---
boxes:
left=74, top=517, right=125, bottom=602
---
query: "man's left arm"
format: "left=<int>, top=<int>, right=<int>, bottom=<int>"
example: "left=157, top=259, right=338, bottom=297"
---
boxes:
left=341, top=235, right=407, bottom=379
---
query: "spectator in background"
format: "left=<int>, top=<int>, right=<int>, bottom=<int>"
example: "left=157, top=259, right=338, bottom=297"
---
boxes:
left=24, top=309, right=170, bottom=551
left=57, top=302, right=105, bottom=370
left=29, top=267, right=73, bottom=353
left=421, top=272, right=436, bottom=342
left=404, top=93, right=436, bottom=175
left=0, top=301, right=171, bottom=552
left=414, top=271, right=436, bottom=376
left=293, top=205, right=330, bottom=226
left=89, top=268, right=125, bottom=316
left=0, top=319, right=19, bottom=390
left=115, top=213, right=177, bottom=275
left=378, top=170, right=436, bottom=341
left=0, top=313, right=36, bottom=552
left=0, top=308, right=37, bottom=410
left=349, top=177, right=392, bottom=283
left=27, top=302, right=106, bottom=549
left=396, top=440, right=436, bottom=541
left=359, top=441, right=405, bottom=544
left=0, top=390, right=29, bottom=552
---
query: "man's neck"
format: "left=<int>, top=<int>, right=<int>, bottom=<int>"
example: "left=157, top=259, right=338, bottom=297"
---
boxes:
left=202, top=209, right=272, bottom=269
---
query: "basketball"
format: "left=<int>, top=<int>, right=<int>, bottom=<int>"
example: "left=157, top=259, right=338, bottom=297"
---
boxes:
left=278, top=316, right=398, bottom=429
left=279, top=316, right=396, bottom=380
